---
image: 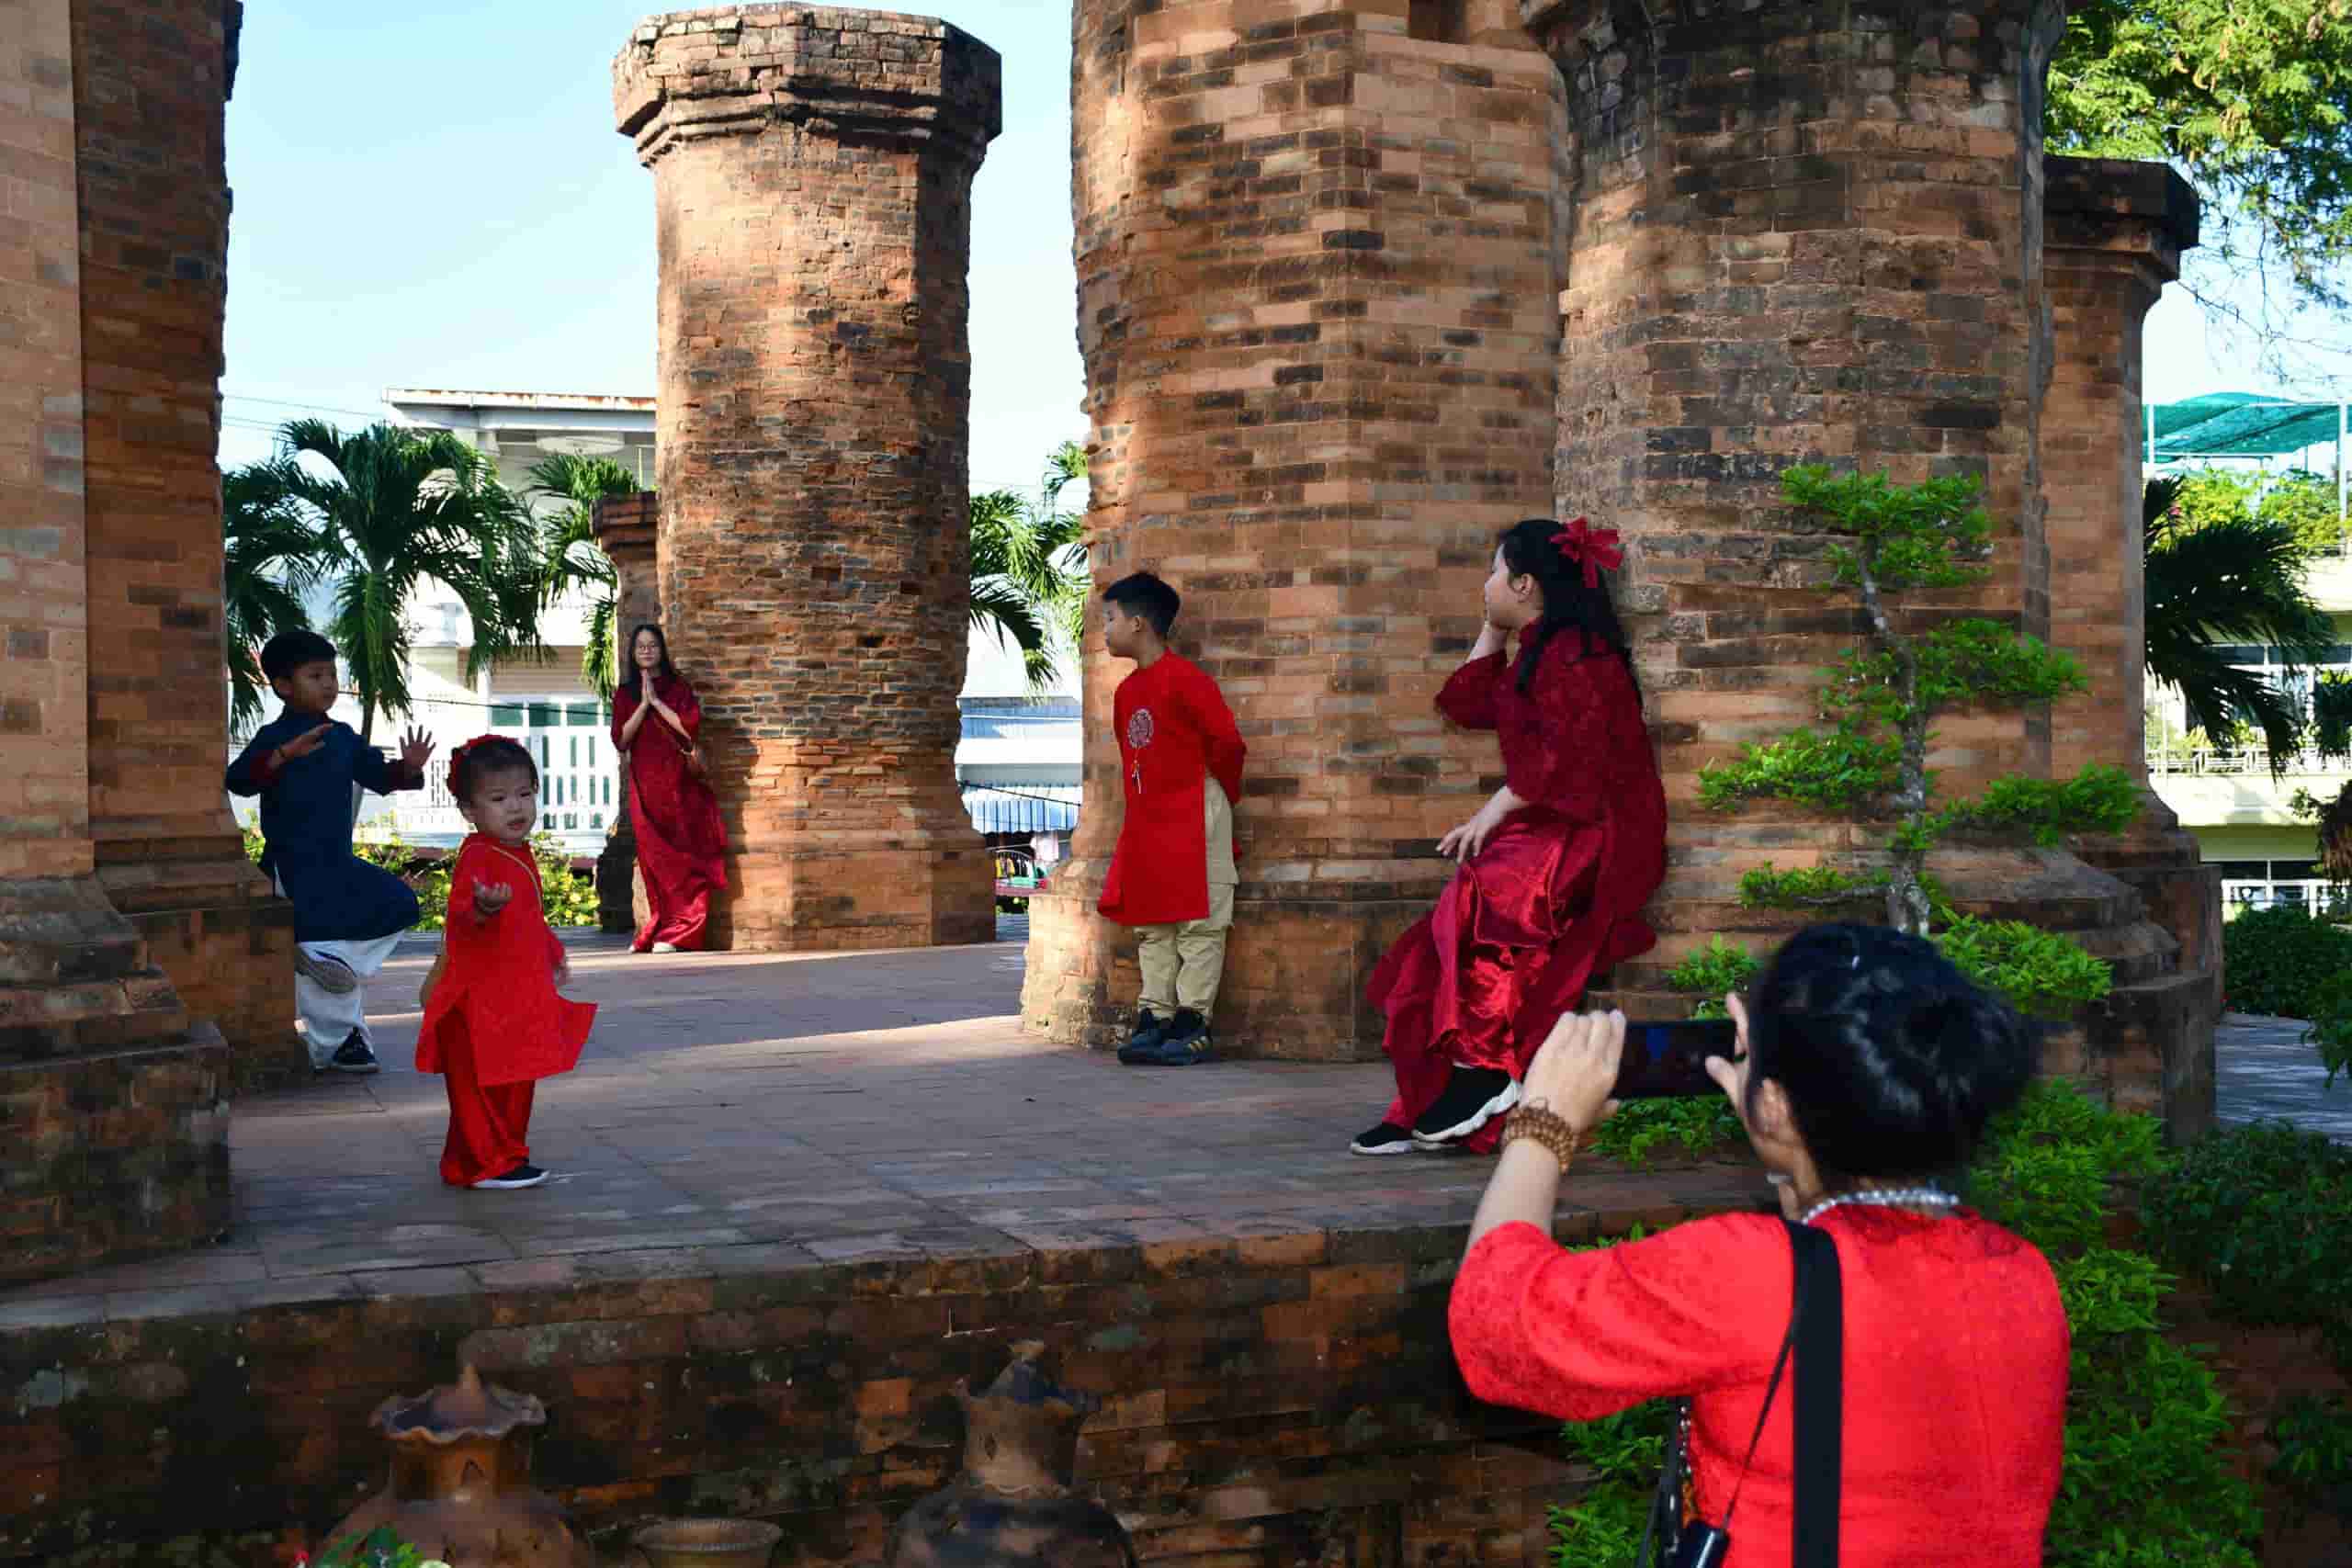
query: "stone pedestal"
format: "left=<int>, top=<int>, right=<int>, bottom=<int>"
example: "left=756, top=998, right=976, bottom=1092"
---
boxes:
left=614, top=6, right=1000, bottom=952
left=591, top=491, right=660, bottom=938
left=1028, top=1, right=1568, bottom=1057
left=0, top=0, right=235, bottom=1283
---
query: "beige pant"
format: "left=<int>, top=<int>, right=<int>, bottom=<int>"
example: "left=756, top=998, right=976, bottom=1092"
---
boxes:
left=1137, top=785, right=1237, bottom=1017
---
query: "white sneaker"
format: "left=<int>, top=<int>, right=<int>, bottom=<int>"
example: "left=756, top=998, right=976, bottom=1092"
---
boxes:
left=293, top=949, right=359, bottom=995
left=471, top=1164, right=548, bottom=1190
left=651, top=941, right=679, bottom=953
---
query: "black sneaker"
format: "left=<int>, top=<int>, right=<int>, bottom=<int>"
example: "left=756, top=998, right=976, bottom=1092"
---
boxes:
left=327, top=1032, right=380, bottom=1075
left=471, top=1163, right=547, bottom=1190
left=1411, top=1066, right=1520, bottom=1146
left=1127, top=1008, right=1215, bottom=1066
left=1117, top=1008, right=1170, bottom=1065
left=1349, top=1122, right=1419, bottom=1156
left=293, top=949, right=358, bottom=995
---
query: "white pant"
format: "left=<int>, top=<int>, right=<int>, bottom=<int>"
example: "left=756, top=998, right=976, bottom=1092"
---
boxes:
left=276, top=873, right=404, bottom=1065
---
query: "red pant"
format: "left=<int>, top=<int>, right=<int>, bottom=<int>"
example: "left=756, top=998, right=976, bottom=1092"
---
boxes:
left=436, top=1017, right=536, bottom=1188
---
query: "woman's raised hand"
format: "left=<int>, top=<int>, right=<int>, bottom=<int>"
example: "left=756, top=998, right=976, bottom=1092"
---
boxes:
left=1520, top=1009, right=1625, bottom=1135
left=1436, top=793, right=1510, bottom=863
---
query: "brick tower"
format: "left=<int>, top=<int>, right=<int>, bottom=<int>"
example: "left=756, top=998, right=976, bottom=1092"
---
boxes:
left=0, top=0, right=245, bottom=1283
left=613, top=6, right=1001, bottom=951
left=1025, top=0, right=1571, bottom=1057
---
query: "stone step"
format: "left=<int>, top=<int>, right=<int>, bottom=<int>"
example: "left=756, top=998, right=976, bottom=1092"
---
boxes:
left=0, top=876, right=148, bottom=987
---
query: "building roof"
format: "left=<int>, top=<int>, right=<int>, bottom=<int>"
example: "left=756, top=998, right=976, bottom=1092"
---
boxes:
left=2150, top=394, right=2344, bottom=461
left=383, top=389, right=655, bottom=413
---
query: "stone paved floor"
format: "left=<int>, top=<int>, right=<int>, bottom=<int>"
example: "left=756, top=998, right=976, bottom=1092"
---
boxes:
left=2216, top=1012, right=2352, bottom=1142
left=1, top=930, right=1758, bottom=1319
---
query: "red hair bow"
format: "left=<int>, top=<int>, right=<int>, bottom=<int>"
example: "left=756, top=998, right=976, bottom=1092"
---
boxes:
left=1551, top=516, right=1623, bottom=589
left=446, top=733, right=504, bottom=796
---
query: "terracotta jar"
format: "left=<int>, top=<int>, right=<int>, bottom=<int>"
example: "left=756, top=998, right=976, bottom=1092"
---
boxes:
left=323, top=1363, right=598, bottom=1568
left=885, top=1342, right=1136, bottom=1568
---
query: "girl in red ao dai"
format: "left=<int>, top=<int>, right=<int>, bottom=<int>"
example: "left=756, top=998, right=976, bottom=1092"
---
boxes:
left=417, top=736, right=595, bottom=1190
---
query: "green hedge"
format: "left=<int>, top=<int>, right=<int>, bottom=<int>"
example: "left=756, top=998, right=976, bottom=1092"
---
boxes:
left=2220, top=904, right=2352, bottom=1020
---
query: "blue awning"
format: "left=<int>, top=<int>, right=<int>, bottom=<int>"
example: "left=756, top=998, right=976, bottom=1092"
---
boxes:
left=963, top=784, right=1080, bottom=834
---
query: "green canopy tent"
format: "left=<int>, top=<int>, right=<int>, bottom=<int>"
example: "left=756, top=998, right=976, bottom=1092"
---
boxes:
left=2145, top=393, right=2347, bottom=521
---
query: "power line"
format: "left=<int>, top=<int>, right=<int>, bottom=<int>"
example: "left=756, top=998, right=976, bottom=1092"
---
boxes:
left=223, top=391, right=389, bottom=420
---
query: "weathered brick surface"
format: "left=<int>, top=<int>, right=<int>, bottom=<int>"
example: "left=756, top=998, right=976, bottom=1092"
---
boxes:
left=0, top=1028, right=230, bottom=1286
left=0, top=1199, right=1765, bottom=1565
left=613, top=8, right=1001, bottom=952
left=1028, top=2, right=1569, bottom=1058
left=0, top=0, right=95, bottom=881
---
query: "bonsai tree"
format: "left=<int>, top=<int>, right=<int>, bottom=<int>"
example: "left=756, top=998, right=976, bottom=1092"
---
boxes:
left=1696, top=468, right=2138, bottom=1016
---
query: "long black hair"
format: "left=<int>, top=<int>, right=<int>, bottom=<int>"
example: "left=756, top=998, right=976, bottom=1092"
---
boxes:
left=627, top=622, right=682, bottom=687
left=1497, top=518, right=1633, bottom=694
left=1744, top=923, right=2039, bottom=1188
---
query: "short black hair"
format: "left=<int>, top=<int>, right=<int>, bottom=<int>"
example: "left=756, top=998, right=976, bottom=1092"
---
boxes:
left=261, top=628, right=337, bottom=682
left=1103, top=572, right=1181, bottom=638
left=448, top=736, right=539, bottom=807
left=1744, top=922, right=2039, bottom=1184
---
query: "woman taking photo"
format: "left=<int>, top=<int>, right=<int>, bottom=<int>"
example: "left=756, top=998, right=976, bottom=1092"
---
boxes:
left=1354, top=517, right=1668, bottom=1156
left=610, top=624, right=727, bottom=953
left=1451, top=923, right=2067, bottom=1565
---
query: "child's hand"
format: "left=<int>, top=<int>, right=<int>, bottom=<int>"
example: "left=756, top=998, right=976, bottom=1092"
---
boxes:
left=276, top=723, right=334, bottom=763
left=399, top=727, right=435, bottom=772
left=552, top=959, right=572, bottom=992
left=472, top=878, right=514, bottom=920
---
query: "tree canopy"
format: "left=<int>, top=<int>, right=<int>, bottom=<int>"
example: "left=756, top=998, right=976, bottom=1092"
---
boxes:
left=2050, top=0, right=2352, bottom=368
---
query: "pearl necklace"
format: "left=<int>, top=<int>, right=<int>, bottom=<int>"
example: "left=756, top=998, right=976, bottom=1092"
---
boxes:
left=1799, top=1187, right=1961, bottom=1225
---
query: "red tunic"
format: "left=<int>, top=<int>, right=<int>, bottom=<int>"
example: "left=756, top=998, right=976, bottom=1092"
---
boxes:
left=1367, top=633, right=1667, bottom=1146
left=612, top=675, right=729, bottom=953
left=1098, top=652, right=1246, bottom=927
left=417, top=836, right=594, bottom=1087
left=1451, top=1212, right=2068, bottom=1566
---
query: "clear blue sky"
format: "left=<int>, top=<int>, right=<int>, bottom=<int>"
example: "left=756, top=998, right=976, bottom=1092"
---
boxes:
left=219, top=4, right=2312, bottom=484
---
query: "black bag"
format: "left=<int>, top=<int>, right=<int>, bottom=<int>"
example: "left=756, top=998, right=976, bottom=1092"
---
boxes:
left=1640, top=1218, right=1844, bottom=1568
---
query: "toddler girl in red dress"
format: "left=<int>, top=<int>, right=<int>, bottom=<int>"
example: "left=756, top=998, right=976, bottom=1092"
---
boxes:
left=417, top=736, right=595, bottom=1190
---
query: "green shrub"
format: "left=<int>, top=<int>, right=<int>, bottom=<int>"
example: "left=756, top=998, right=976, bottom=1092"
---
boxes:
left=2267, top=1393, right=2352, bottom=1527
left=1586, top=1098, right=1747, bottom=1167
left=1660, top=936, right=1759, bottom=1018
left=2220, top=904, right=2352, bottom=1019
left=2142, top=1120, right=2352, bottom=1348
left=1932, top=915, right=2113, bottom=1020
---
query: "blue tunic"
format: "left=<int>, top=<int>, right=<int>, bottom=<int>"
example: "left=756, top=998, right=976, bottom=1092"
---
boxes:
left=228, top=711, right=423, bottom=944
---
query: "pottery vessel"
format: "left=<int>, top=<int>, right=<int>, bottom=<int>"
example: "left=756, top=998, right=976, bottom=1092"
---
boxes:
left=885, top=1341, right=1136, bottom=1568
left=323, top=1363, right=598, bottom=1568
left=631, top=1517, right=784, bottom=1568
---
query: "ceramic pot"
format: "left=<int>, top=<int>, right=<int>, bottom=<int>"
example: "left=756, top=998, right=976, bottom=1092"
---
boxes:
left=630, top=1518, right=784, bottom=1568
left=323, top=1363, right=598, bottom=1568
left=885, top=1342, right=1136, bottom=1568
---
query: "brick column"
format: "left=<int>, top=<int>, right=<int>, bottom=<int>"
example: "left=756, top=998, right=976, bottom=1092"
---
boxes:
left=591, top=491, right=659, bottom=936
left=0, top=0, right=232, bottom=1285
left=1027, top=2, right=1567, bottom=1056
left=1516, top=0, right=2209, bottom=1134
left=614, top=6, right=1000, bottom=952
left=74, top=0, right=298, bottom=1089
left=2043, top=156, right=2220, bottom=1135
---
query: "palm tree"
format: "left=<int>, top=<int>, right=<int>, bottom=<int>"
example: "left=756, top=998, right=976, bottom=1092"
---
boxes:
left=969, top=441, right=1090, bottom=692
left=2143, top=474, right=2336, bottom=775
left=222, top=463, right=321, bottom=740
left=523, top=454, right=638, bottom=704
left=241, top=419, right=544, bottom=750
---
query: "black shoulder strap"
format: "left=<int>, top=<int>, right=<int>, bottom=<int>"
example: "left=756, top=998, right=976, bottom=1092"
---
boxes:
left=1782, top=1219, right=1844, bottom=1568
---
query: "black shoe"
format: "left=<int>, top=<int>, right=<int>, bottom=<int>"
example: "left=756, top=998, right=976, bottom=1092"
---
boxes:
left=294, top=949, right=359, bottom=995
left=1117, top=1009, right=1170, bottom=1065
left=1127, top=1008, right=1215, bottom=1066
left=1411, top=1067, right=1520, bottom=1145
left=1350, top=1122, right=1419, bottom=1156
left=471, top=1163, right=547, bottom=1190
left=327, top=1032, right=380, bottom=1075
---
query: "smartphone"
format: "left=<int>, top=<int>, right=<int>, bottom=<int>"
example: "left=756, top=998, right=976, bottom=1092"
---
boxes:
left=1611, top=1017, right=1739, bottom=1100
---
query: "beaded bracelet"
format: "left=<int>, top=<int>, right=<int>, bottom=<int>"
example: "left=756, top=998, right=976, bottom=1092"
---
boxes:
left=1499, top=1101, right=1581, bottom=1168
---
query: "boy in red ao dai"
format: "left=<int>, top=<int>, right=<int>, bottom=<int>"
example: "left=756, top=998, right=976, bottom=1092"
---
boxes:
left=417, top=737, right=594, bottom=1190
left=1096, top=573, right=1247, bottom=1065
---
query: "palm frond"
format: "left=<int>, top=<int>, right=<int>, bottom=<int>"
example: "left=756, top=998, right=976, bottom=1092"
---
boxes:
left=2146, top=510, right=2335, bottom=775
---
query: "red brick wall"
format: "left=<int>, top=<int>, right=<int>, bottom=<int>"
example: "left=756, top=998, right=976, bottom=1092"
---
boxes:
left=0, top=0, right=94, bottom=880
left=1030, top=2, right=1568, bottom=1057
left=613, top=7, right=1001, bottom=953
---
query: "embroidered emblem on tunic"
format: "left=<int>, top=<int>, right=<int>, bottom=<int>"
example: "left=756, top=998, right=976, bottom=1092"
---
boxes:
left=1126, top=707, right=1156, bottom=751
